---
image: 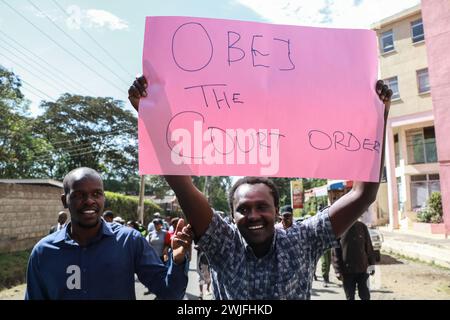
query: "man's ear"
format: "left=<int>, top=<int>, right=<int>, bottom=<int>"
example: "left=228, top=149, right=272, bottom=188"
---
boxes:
left=61, top=194, right=68, bottom=208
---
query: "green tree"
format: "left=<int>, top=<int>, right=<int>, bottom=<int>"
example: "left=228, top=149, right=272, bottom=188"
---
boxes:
left=32, top=94, right=138, bottom=183
left=0, top=66, right=51, bottom=178
left=192, top=176, right=232, bottom=213
left=417, top=192, right=443, bottom=223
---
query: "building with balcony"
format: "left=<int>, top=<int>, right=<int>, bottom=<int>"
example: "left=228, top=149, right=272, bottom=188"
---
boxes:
left=371, top=3, right=447, bottom=235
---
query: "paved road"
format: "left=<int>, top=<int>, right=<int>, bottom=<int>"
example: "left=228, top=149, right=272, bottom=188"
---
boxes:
left=135, top=248, right=211, bottom=300
left=135, top=249, right=347, bottom=300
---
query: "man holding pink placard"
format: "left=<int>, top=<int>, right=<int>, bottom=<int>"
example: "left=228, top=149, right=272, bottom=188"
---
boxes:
left=129, top=76, right=391, bottom=300
left=128, top=16, right=392, bottom=299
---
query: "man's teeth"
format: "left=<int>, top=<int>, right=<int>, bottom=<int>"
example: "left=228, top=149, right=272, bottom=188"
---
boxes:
left=83, top=210, right=95, bottom=214
left=248, top=225, right=263, bottom=230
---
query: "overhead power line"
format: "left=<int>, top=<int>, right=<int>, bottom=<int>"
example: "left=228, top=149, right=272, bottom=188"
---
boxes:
left=0, top=0, right=125, bottom=92
left=0, top=43, right=74, bottom=94
left=0, top=30, right=95, bottom=95
left=20, top=78, right=56, bottom=101
left=51, top=0, right=133, bottom=79
left=27, top=0, right=129, bottom=87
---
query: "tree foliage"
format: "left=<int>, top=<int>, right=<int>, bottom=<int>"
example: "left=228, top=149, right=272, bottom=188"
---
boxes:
left=417, top=192, right=443, bottom=223
left=0, top=66, right=51, bottom=178
left=1, top=66, right=140, bottom=194
left=32, top=94, right=138, bottom=181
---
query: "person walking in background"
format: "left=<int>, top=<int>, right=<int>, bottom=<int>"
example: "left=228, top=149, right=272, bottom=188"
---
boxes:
left=195, top=245, right=211, bottom=300
left=147, top=218, right=171, bottom=263
left=332, top=220, right=376, bottom=300
left=147, top=212, right=161, bottom=233
left=320, top=249, right=332, bottom=287
left=275, top=205, right=294, bottom=230
left=102, top=210, right=114, bottom=223
left=49, top=211, right=68, bottom=234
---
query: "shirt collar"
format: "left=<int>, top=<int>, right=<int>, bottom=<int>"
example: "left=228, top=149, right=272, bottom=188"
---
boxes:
left=52, top=219, right=115, bottom=244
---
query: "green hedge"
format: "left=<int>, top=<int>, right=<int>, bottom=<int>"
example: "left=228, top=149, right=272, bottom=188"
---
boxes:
left=0, top=249, right=31, bottom=290
left=105, top=191, right=162, bottom=225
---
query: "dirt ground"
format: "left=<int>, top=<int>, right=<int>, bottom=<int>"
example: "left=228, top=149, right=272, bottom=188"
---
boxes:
left=370, top=253, right=450, bottom=300
left=1, top=253, right=449, bottom=300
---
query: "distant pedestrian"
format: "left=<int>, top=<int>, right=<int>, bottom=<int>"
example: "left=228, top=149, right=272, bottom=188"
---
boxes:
left=195, top=245, right=211, bottom=300
left=49, top=211, right=68, bottom=234
left=113, top=216, right=125, bottom=225
left=147, top=218, right=171, bottom=263
left=332, top=220, right=376, bottom=300
left=102, top=210, right=114, bottom=223
left=275, top=205, right=294, bottom=230
left=147, top=212, right=161, bottom=233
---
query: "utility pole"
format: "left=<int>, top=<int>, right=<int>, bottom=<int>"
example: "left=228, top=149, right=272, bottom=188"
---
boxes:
left=138, top=175, right=145, bottom=224
left=204, top=176, right=209, bottom=204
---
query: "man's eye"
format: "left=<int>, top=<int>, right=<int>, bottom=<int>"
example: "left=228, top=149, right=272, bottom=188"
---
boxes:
left=94, top=191, right=103, bottom=198
left=238, top=207, right=249, bottom=214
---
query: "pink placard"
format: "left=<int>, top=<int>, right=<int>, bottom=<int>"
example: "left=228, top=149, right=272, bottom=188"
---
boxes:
left=139, top=16, right=383, bottom=181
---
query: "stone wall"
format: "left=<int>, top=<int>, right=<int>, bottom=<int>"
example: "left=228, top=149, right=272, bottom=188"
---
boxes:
left=0, top=183, right=65, bottom=253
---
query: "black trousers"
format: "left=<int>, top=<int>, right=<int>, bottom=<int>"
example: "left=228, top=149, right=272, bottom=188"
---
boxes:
left=342, top=273, right=370, bottom=300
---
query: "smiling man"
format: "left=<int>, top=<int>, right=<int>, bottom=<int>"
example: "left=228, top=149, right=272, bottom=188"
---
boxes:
left=25, top=167, right=192, bottom=300
left=129, top=76, right=392, bottom=299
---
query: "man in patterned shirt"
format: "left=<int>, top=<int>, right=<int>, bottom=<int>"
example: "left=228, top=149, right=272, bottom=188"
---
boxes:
left=128, top=76, right=392, bottom=299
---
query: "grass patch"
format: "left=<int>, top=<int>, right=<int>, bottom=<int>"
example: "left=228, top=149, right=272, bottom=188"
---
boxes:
left=382, top=249, right=450, bottom=271
left=0, top=250, right=31, bottom=290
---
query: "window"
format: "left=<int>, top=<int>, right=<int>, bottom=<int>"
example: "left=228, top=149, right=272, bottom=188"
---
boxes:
left=385, top=76, right=400, bottom=100
left=394, top=134, right=400, bottom=166
left=410, top=174, right=440, bottom=210
left=397, top=177, right=405, bottom=212
left=417, top=68, right=430, bottom=93
left=381, top=30, right=394, bottom=53
left=406, top=126, right=437, bottom=164
left=411, top=19, right=425, bottom=43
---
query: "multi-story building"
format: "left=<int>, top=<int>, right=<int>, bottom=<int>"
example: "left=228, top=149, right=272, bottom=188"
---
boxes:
left=371, top=4, right=446, bottom=234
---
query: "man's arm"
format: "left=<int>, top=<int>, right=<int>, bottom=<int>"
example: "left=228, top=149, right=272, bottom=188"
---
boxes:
left=128, top=76, right=213, bottom=239
left=329, top=80, right=392, bottom=238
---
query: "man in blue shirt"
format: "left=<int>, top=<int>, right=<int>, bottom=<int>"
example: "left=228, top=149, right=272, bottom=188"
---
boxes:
left=128, top=76, right=392, bottom=299
left=25, top=167, right=192, bottom=300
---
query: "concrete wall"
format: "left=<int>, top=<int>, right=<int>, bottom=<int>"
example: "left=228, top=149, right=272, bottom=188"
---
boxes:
left=0, top=183, right=65, bottom=253
left=422, top=0, right=450, bottom=236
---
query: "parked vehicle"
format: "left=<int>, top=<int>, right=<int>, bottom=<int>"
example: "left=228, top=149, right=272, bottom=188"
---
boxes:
left=368, top=227, right=384, bottom=262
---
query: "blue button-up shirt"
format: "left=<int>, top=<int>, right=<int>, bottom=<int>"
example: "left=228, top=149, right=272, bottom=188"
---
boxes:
left=25, top=221, right=188, bottom=300
left=197, top=208, right=338, bottom=300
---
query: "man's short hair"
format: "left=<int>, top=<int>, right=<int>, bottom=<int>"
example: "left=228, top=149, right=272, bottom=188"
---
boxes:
left=103, top=211, right=114, bottom=218
left=63, top=167, right=102, bottom=195
left=228, top=177, right=280, bottom=215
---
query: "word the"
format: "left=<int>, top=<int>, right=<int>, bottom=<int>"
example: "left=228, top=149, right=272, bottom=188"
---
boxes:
left=184, top=83, right=244, bottom=110
left=167, top=111, right=285, bottom=175
left=308, top=129, right=380, bottom=153
left=172, top=22, right=296, bottom=72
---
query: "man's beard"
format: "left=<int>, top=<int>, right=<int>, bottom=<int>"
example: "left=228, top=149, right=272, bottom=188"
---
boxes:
left=77, top=218, right=100, bottom=229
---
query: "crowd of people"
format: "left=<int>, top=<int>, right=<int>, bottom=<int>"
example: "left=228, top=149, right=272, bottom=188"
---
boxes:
left=25, top=74, right=391, bottom=300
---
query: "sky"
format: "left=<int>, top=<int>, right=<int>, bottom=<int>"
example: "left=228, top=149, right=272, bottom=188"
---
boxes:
left=0, top=0, right=420, bottom=116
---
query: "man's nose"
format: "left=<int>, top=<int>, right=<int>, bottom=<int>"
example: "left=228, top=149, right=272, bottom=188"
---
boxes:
left=247, top=208, right=260, bottom=220
left=84, top=194, right=96, bottom=205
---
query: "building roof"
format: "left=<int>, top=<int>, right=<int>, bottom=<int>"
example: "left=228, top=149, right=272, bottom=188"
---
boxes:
left=0, top=179, right=63, bottom=188
left=371, top=4, right=421, bottom=30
